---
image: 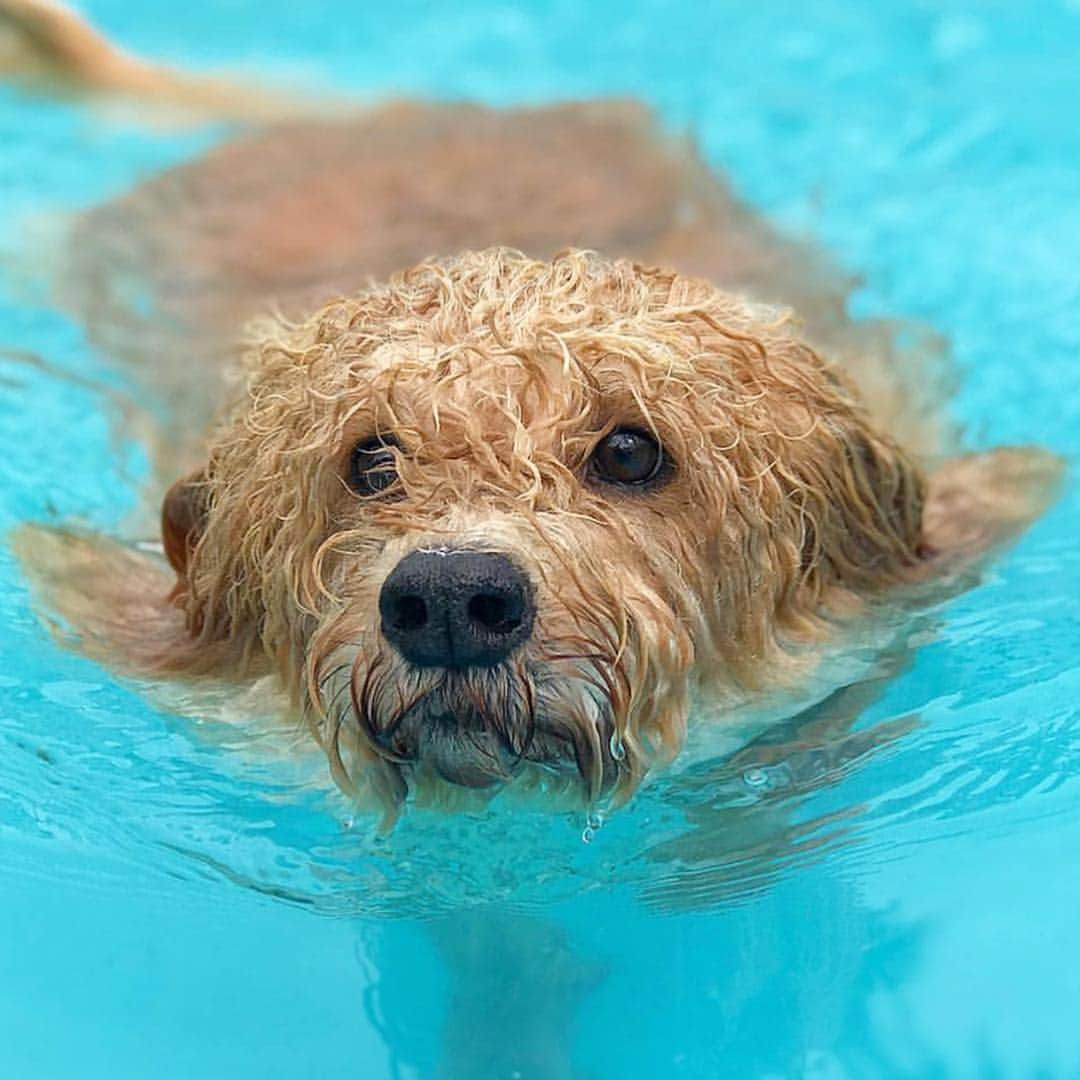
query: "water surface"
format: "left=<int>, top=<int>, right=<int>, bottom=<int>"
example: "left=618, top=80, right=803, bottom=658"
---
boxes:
left=1, top=1, right=1078, bottom=1076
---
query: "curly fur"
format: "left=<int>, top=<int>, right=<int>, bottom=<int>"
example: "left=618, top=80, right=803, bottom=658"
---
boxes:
left=153, top=247, right=933, bottom=822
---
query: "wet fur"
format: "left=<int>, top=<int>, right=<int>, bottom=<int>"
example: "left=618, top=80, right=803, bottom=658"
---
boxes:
left=3, top=1, right=1063, bottom=824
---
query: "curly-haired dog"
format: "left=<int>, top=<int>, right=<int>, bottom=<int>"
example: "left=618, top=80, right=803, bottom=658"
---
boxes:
left=4, top=2, right=1061, bottom=824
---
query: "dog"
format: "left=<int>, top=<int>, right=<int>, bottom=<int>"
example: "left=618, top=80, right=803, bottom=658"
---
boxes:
left=3, top=1, right=1062, bottom=826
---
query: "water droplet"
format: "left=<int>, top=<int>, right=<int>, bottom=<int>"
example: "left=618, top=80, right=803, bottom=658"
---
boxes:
left=743, top=767, right=769, bottom=788
left=582, top=810, right=604, bottom=844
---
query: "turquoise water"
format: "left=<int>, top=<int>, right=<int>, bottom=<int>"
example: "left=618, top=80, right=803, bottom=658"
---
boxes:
left=2, top=1, right=1079, bottom=1076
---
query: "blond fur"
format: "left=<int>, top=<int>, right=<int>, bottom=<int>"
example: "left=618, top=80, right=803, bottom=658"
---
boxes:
left=145, top=248, right=941, bottom=822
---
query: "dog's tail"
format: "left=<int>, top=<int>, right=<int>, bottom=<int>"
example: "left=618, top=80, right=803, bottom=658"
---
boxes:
left=0, top=0, right=335, bottom=120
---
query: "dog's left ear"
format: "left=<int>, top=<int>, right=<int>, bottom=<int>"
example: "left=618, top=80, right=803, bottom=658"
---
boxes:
left=918, top=447, right=1064, bottom=574
left=161, top=468, right=211, bottom=578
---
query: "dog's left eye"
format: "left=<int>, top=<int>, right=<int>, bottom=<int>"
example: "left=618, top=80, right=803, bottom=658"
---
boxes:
left=589, top=427, right=665, bottom=486
left=348, top=435, right=401, bottom=497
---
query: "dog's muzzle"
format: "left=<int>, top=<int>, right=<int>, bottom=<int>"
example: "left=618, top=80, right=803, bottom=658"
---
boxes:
left=358, top=547, right=619, bottom=800
left=378, top=547, right=535, bottom=669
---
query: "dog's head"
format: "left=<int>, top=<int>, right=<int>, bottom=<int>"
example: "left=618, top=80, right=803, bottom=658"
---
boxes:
left=157, top=249, right=946, bottom=818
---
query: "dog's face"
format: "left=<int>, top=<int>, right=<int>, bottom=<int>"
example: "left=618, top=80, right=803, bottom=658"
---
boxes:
left=161, top=249, right=926, bottom=819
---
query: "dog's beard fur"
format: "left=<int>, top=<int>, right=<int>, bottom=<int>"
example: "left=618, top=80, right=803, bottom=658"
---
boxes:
left=309, top=607, right=665, bottom=824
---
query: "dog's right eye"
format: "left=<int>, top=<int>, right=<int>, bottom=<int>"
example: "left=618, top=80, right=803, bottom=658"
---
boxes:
left=348, top=435, right=401, bottom=497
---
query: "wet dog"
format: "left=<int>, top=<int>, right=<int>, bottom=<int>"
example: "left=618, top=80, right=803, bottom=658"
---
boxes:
left=3, top=1, right=1061, bottom=824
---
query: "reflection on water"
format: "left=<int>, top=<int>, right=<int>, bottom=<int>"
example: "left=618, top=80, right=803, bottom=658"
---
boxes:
left=363, top=864, right=932, bottom=1078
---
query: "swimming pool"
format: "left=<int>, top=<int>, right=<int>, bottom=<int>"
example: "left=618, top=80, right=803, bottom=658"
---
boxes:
left=1, top=0, right=1078, bottom=1076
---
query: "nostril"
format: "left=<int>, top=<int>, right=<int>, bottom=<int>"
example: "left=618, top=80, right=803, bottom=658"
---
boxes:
left=468, top=592, right=522, bottom=633
left=392, top=594, right=428, bottom=632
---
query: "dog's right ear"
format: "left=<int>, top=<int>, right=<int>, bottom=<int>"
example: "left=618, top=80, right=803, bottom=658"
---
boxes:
left=161, top=468, right=210, bottom=578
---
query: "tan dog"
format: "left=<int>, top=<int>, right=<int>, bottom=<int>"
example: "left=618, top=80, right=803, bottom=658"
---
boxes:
left=4, top=2, right=1062, bottom=825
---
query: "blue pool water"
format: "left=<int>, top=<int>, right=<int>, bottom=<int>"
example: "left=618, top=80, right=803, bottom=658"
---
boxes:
left=2, top=1, right=1079, bottom=1076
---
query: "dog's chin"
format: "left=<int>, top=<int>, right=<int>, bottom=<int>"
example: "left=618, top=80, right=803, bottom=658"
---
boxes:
left=380, top=702, right=589, bottom=792
left=348, top=662, right=619, bottom=801
left=408, top=712, right=518, bottom=789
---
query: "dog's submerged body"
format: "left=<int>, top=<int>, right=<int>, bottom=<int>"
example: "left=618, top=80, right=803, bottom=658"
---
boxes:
left=4, top=2, right=1062, bottom=823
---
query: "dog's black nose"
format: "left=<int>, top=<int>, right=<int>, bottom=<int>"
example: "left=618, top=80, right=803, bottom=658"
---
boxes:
left=379, top=549, right=535, bottom=669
